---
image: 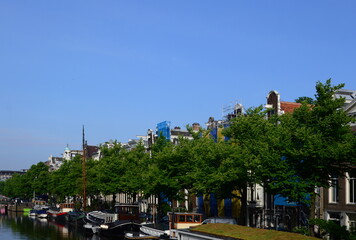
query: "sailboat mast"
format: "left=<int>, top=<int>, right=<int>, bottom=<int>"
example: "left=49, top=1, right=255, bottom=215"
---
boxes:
left=82, top=125, right=87, bottom=210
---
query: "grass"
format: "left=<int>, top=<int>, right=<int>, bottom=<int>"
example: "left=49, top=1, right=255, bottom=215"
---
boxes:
left=191, top=224, right=319, bottom=240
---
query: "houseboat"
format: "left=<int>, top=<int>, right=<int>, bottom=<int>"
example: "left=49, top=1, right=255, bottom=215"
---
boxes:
left=140, top=212, right=203, bottom=239
left=99, top=203, right=141, bottom=237
left=47, top=203, right=74, bottom=222
left=84, top=210, right=116, bottom=235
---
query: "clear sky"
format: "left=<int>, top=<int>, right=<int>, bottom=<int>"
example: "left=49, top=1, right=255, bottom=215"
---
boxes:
left=1, top=1, right=355, bottom=170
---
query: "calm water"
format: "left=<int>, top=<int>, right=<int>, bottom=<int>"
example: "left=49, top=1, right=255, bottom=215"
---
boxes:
left=0, top=213, right=113, bottom=240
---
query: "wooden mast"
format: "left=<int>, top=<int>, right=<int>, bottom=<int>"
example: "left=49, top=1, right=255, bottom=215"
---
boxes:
left=82, top=125, right=87, bottom=210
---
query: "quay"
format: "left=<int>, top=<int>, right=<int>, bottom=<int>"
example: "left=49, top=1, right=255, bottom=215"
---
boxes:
left=176, top=230, right=223, bottom=240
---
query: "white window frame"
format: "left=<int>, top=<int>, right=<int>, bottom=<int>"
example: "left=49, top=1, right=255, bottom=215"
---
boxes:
left=346, top=172, right=356, bottom=204
left=329, top=175, right=339, bottom=203
left=327, top=211, right=341, bottom=225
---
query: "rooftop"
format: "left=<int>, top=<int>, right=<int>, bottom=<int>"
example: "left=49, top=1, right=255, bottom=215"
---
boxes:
left=280, top=101, right=302, bottom=113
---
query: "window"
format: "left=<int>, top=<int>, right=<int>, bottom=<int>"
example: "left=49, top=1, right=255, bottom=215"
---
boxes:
left=329, top=174, right=339, bottom=203
left=328, top=212, right=341, bottom=225
left=348, top=214, right=356, bottom=231
left=347, top=171, right=356, bottom=204
left=194, top=215, right=201, bottom=222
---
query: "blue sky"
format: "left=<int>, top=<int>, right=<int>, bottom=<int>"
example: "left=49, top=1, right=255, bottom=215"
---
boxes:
left=1, top=1, right=355, bottom=170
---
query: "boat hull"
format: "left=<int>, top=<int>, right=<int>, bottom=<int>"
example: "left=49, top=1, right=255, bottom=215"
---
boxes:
left=125, top=231, right=159, bottom=240
left=48, top=210, right=68, bottom=223
left=38, top=213, right=48, bottom=218
left=83, top=222, right=101, bottom=235
left=66, top=211, right=85, bottom=224
left=100, top=220, right=141, bottom=237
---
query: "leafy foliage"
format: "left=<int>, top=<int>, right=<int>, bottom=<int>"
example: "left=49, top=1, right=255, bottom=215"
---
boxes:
left=96, top=142, right=126, bottom=197
left=27, top=162, right=50, bottom=197
left=223, top=107, right=294, bottom=197
left=295, top=96, right=315, bottom=104
left=278, top=80, right=356, bottom=201
left=121, top=140, right=148, bottom=202
left=310, top=219, right=352, bottom=240
left=189, top=137, right=247, bottom=199
left=50, top=155, right=82, bottom=201
left=145, top=137, right=190, bottom=202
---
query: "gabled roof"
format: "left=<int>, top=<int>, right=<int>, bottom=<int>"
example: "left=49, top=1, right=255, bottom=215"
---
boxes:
left=280, top=101, right=302, bottom=113
left=86, top=145, right=100, bottom=157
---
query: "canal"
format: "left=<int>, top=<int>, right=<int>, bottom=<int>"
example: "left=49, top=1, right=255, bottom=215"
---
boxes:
left=0, top=213, right=115, bottom=240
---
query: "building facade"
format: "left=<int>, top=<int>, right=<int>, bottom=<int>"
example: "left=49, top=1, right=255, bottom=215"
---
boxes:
left=0, top=170, right=26, bottom=181
left=322, top=89, right=356, bottom=230
left=323, top=171, right=356, bottom=230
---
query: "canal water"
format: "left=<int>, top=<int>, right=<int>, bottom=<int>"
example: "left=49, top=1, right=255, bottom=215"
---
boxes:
left=0, top=213, right=115, bottom=240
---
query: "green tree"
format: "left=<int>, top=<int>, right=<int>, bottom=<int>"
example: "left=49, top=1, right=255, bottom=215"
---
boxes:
left=50, top=155, right=82, bottom=202
left=145, top=135, right=197, bottom=216
left=97, top=141, right=126, bottom=208
left=26, top=162, right=50, bottom=198
left=86, top=158, right=101, bottom=199
left=146, top=132, right=248, bottom=217
left=3, top=174, right=29, bottom=199
left=121, top=141, right=149, bottom=203
left=183, top=136, right=246, bottom=199
left=310, top=219, right=351, bottom=240
left=145, top=139, right=184, bottom=204
left=223, top=107, right=292, bottom=196
left=222, top=106, right=295, bottom=225
left=2, top=163, right=50, bottom=200
left=277, top=80, right=355, bottom=196
left=279, top=80, right=356, bottom=234
left=0, top=181, right=5, bottom=196
left=223, top=79, right=356, bottom=232
left=295, top=96, right=315, bottom=104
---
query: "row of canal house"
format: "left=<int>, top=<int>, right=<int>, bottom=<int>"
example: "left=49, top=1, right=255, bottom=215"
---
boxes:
left=102, top=89, right=356, bottom=231
left=186, top=89, right=355, bottom=231
left=42, top=89, right=355, bottom=231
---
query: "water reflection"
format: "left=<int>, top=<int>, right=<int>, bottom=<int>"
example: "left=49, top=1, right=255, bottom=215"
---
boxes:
left=0, top=213, right=113, bottom=240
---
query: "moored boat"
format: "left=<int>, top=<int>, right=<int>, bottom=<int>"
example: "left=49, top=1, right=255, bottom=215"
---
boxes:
left=37, top=209, right=48, bottom=218
left=140, top=212, right=203, bottom=239
left=30, top=209, right=48, bottom=218
left=99, top=204, right=141, bottom=237
left=48, top=208, right=68, bottom=220
left=84, top=210, right=117, bottom=235
left=0, top=207, right=6, bottom=215
left=168, top=212, right=203, bottom=229
left=47, top=203, right=74, bottom=222
left=100, top=219, right=141, bottom=237
left=30, top=200, right=50, bottom=218
left=125, top=231, right=159, bottom=240
left=65, top=210, right=85, bottom=226
left=29, top=209, right=37, bottom=217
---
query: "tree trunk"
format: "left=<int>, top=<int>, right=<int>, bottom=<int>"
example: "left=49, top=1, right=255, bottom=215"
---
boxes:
left=132, top=193, right=137, bottom=204
left=309, top=192, right=316, bottom=237
left=239, top=187, right=247, bottom=226
left=158, top=195, right=164, bottom=217
left=112, top=193, right=116, bottom=210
